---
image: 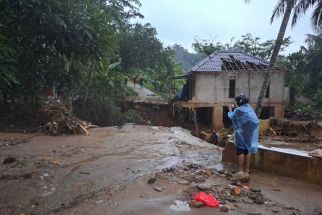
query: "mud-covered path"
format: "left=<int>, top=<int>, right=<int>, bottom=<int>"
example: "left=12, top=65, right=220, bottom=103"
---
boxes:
left=0, top=125, right=322, bottom=215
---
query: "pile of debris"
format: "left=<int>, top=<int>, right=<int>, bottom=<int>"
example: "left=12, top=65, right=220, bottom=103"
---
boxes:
left=148, top=163, right=300, bottom=214
left=38, top=98, right=95, bottom=135
left=199, top=127, right=231, bottom=147
left=269, top=119, right=322, bottom=141
left=285, top=108, right=321, bottom=121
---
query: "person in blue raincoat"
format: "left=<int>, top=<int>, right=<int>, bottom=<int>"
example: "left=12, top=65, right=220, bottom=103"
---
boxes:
left=228, top=93, right=259, bottom=174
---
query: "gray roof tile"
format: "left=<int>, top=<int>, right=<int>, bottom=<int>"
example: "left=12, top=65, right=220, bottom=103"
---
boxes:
left=189, top=51, right=270, bottom=73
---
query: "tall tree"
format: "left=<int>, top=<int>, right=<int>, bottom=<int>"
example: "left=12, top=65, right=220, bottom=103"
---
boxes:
left=272, top=0, right=322, bottom=31
left=246, top=0, right=295, bottom=115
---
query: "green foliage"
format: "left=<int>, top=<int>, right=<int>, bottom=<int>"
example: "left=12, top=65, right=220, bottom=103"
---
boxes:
left=190, top=34, right=292, bottom=60
left=192, top=38, right=226, bottom=55
left=171, top=44, right=204, bottom=70
left=313, top=89, right=322, bottom=108
left=234, top=34, right=292, bottom=60
left=280, top=52, right=308, bottom=95
left=0, top=0, right=181, bottom=125
left=292, top=100, right=314, bottom=113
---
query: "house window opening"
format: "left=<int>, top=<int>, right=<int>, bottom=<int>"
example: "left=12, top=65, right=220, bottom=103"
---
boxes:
left=196, top=108, right=212, bottom=127
left=260, top=106, right=274, bottom=119
left=229, top=80, right=236, bottom=98
left=223, top=106, right=232, bottom=128
left=265, top=84, right=270, bottom=98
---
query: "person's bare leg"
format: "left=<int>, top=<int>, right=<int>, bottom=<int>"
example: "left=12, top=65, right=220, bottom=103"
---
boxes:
left=237, top=154, right=244, bottom=172
left=244, top=153, right=251, bottom=173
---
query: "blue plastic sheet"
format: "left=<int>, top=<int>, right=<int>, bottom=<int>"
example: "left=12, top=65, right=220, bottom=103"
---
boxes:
left=228, top=104, right=259, bottom=153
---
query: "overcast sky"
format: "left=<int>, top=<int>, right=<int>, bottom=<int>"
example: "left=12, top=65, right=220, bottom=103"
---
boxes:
left=136, top=0, right=314, bottom=54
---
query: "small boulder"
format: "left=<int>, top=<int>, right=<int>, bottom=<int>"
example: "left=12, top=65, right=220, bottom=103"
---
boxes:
left=148, top=177, right=156, bottom=184
left=232, top=187, right=241, bottom=196
left=153, top=186, right=163, bottom=192
left=189, top=200, right=204, bottom=208
left=232, top=171, right=250, bottom=182
left=214, top=163, right=225, bottom=174
left=220, top=205, right=230, bottom=212
left=3, top=157, right=17, bottom=165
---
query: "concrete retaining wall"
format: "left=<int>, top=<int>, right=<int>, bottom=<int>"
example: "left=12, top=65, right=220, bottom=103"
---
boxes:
left=222, top=142, right=322, bottom=186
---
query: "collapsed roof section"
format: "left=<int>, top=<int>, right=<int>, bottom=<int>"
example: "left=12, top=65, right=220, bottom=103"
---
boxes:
left=189, top=50, right=272, bottom=73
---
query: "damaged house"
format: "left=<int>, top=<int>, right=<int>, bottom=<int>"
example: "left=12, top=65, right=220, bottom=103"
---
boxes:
left=170, top=50, right=290, bottom=130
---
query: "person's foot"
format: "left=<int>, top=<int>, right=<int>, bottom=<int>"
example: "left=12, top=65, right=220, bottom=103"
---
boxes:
left=233, top=171, right=250, bottom=182
left=244, top=169, right=250, bottom=174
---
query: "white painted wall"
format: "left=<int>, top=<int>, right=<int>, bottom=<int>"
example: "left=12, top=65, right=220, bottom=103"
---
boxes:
left=194, top=71, right=289, bottom=105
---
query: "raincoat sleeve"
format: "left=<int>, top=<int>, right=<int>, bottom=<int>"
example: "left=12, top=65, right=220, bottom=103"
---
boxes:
left=228, top=109, right=244, bottom=120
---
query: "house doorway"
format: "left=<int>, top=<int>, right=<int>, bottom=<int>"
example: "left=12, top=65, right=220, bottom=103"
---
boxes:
left=196, top=108, right=213, bottom=126
left=260, top=107, right=275, bottom=119
left=223, top=106, right=232, bottom=128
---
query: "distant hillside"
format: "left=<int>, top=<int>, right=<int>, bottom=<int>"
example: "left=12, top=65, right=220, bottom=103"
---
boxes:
left=172, top=44, right=205, bottom=71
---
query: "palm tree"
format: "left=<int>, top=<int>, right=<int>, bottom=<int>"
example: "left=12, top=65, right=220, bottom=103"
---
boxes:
left=246, top=0, right=321, bottom=115
left=272, top=0, right=322, bottom=31
left=246, top=0, right=295, bottom=115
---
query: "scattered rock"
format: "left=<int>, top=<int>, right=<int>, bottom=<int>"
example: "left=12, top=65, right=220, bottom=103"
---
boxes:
left=79, top=171, right=90, bottom=175
left=196, top=182, right=213, bottom=191
left=248, top=193, right=265, bottom=205
left=253, top=198, right=265, bottom=205
left=273, top=188, right=281, bottom=191
left=22, top=173, right=33, bottom=179
left=189, top=163, right=199, bottom=169
left=232, top=171, right=250, bottom=183
left=163, top=167, right=175, bottom=172
left=214, top=163, right=225, bottom=174
left=178, top=180, right=190, bottom=185
left=95, top=200, right=104, bottom=204
left=309, top=149, right=322, bottom=159
left=194, top=175, right=206, bottom=183
left=3, top=157, right=17, bottom=165
left=30, top=199, right=39, bottom=208
left=272, top=209, right=279, bottom=213
left=153, top=186, right=163, bottom=192
left=251, top=187, right=261, bottom=193
left=220, top=205, right=230, bottom=212
left=232, top=187, right=241, bottom=196
left=51, top=160, right=61, bottom=166
left=43, top=173, right=50, bottom=177
left=148, top=177, right=157, bottom=184
left=189, top=200, right=204, bottom=208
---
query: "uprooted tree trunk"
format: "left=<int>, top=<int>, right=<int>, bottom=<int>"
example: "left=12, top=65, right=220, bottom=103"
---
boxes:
left=255, top=0, right=294, bottom=116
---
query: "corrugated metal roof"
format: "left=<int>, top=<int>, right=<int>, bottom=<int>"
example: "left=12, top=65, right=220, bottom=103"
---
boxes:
left=189, top=50, right=270, bottom=73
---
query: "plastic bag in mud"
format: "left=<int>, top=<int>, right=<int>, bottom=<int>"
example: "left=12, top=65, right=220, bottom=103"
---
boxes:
left=193, top=192, right=220, bottom=208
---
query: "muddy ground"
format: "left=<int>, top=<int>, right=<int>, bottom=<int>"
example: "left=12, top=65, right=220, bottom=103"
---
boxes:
left=1, top=125, right=322, bottom=215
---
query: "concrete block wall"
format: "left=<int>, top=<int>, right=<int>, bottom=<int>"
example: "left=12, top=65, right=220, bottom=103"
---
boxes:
left=194, top=71, right=289, bottom=105
left=222, top=142, right=322, bottom=186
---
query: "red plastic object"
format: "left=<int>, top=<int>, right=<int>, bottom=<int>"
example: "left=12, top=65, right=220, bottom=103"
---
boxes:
left=193, top=192, right=220, bottom=208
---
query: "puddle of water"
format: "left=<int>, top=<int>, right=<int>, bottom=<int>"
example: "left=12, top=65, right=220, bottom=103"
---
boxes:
left=169, top=200, right=190, bottom=212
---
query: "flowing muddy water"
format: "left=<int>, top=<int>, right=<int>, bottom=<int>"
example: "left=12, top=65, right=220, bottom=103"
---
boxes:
left=0, top=125, right=321, bottom=215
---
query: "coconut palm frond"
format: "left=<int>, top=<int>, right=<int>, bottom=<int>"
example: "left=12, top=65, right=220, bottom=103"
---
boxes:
left=271, top=0, right=288, bottom=23
left=311, top=1, right=322, bottom=31
left=292, top=0, right=317, bottom=26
